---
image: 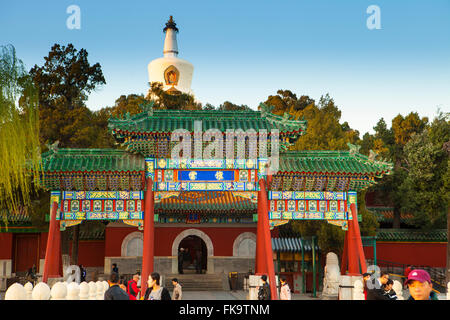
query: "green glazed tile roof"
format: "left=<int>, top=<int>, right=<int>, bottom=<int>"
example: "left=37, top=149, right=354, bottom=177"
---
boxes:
left=367, top=207, right=414, bottom=224
left=271, top=237, right=320, bottom=252
left=376, top=229, right=447, bottom=242
left=0, top=208, right=31, bottom=224
left=278, top=150, right=393, bottom=176
left=41, top=148, right=145, bottom=172
left=108, top=104, right=307, bottom=135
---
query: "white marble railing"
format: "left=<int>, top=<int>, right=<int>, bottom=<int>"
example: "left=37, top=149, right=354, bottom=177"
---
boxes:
left=4, top=280, right=110, bottom=300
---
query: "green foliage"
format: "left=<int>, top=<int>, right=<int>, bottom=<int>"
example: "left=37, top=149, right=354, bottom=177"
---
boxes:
left=265, top=89, right=314, bottom=115
left=146, top=82, right=201, bottom=110
left=293, top=94, right=359, bottom=151
left=110, top=94, right=147, bottom=118
left=399, top=111, right=449, bottom=229
left=265, top=91, right=374, bottom=253
left=218, top=101, right=251, bottom=111
left=0, top=44, right=41, bottom=220
left=29, top=43, right=106, bottom=148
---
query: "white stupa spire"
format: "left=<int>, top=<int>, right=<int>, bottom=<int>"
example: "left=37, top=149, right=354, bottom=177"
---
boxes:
left=163, top=16, right=179, bottom=57
left=148, top=16, right=194, bottom=94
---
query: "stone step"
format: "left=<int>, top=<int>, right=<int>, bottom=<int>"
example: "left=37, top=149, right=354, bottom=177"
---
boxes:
left=163, top=273, right=225, bottom=291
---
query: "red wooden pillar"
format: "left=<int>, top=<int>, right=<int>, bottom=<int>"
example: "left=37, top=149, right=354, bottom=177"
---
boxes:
left=347, top=220, right=359, bottom=275
left=350, top=203, right=367, bottom=273
left=43, top=202, right=60, bottom=283
left=141, top=177, right=155, bottom=297
left=255, top=189, right=266, bottom=274
left=54, top=220, right=62, bottom=277
left=258, top=179, right=278, bottom=300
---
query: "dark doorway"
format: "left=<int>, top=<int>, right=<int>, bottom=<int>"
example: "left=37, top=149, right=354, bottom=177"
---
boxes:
left=178, top=235, right=207, bottom=273
left=13, top=234, right=40, bottom=275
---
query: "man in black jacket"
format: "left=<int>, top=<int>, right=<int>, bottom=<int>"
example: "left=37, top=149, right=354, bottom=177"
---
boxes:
left=257, top=275, right=271, bottom=300
left=366, top=271, right=390, bottom=300
left=104, top=272, right=130, bottom=300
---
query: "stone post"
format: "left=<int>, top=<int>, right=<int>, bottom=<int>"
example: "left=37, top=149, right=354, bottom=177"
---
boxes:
left=24, top=282, right=33, bottom=300
left=5, top=283, right=27, bottom=300
left=79, top=282, right=89, bottom=300
left=32, top=282, right=51, bottom=300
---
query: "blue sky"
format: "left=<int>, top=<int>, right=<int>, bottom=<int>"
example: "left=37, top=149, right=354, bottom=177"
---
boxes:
left=1, top=0, right=449, bottom=135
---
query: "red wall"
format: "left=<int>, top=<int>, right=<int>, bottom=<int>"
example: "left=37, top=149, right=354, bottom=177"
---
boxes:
left=105, top=226, right=257, bottom=257
left=364, top=242, right=447, bottom=268
left=0, top=233, right=13, bottom=259
left=39, top=232, right=48, bottom=260
left=72, top=241, right=105, bottom=267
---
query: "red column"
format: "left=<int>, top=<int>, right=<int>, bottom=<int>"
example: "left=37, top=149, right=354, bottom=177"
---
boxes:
left=350, top=203, right=367, bottom=274
left=43, top=202, right=59, bottom=283
left=255, top=189, right=266, bottom=274
left=53, top=220, right=62, bottom=277
left=258, top=179, right=278, bottom=300
left=347, top=218, right=359, bottom=275
left=141, top=177, right=155, bottom=297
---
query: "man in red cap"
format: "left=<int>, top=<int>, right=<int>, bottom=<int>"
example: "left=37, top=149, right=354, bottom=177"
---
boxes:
left=405, top=269, right=439, bottom=300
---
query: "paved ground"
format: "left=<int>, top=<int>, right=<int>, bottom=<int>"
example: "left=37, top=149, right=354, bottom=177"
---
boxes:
left=182, top=290, right=321, bottom=300
left=0, top=289, right=320, bottom=300
left=1, top=289, right=446, bottom=300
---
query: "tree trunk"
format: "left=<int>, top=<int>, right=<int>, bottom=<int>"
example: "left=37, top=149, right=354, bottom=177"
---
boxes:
left=70, top=224, right=80, bottom=265
left=392, top=205, right=401, bottom=229
left=392, top=159, right=402, bottom=229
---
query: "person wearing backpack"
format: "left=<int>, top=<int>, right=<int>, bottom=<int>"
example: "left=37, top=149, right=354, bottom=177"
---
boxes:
left=127, top=271, right=140, bottom=300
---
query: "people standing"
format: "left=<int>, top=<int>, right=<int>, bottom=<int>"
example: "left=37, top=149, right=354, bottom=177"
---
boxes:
left=26, top=265, right=37, bottom=285
left=405, top=269, right=438, bottom=300
left=183, top=247, right=191, bottom=268
left=382, top=279, right=398, bottom=300
left=404, top=265, right=413, bottom=278
left=195, top=248, right=202, bottom=274
left=127, top=271, right=140, bottom=300
left=178, top=248, right=184, bottom=274
left=118, top=276, right=127, bottom=292
left=362, top=272, right=371, bottom=300
left=257, top=275, right=271, bottom=300
left=79, top=264, right=86, bottom=282
left=366, top=271, right=390, bottom=300
left=105, top=272, right=130, bottom=300
left=172, top=278, right=183, bottom=300
left=279, top=276, right=291, bottom=300
left=112, top=263, right=119, bottom=274
left=143, top=272, right=171, bottom=300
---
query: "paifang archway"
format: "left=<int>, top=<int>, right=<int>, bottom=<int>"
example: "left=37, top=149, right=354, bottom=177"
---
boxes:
left=40, top=104, right=393, bottom=298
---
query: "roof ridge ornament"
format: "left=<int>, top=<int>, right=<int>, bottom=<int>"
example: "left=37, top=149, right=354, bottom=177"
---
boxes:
left=46, top=140, right=59, bottom=154
left=139, top=101, right=154, bottom=116
left=368, top=149, right=378, bottom=161
left=259, top=103, right=274, bottom=116
left=347, top=142, right=361, bottom=155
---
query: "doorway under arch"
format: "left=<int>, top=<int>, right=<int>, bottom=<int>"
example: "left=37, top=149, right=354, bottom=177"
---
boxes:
left=178, top=235, right=207, bottom=273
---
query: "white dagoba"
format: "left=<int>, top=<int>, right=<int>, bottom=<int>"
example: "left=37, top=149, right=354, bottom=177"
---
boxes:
left=148, top=16, right=194, bottom=95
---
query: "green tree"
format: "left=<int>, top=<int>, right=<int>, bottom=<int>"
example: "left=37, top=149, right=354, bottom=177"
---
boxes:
left=218, top=101, right=251, bottom=111
left=109, top=94, right=147, bottom=118
left=0, top=44, right=41, bottom=223
left=146, top=82, right=201, bottom=110
left=294, top=94, right=359, bottom=151
left=265, top=90, right=314, bottom=115
left=263, top=91, right=377, bottom=254
left=30, top=43, right=106, bottom=148
left=400, top=111, right=449, bottom=229
left=30, top=43, right=106, bottom=264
